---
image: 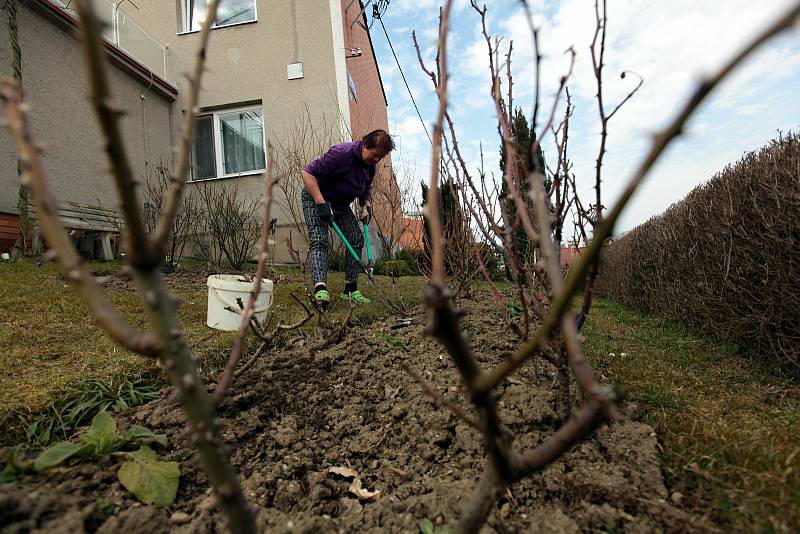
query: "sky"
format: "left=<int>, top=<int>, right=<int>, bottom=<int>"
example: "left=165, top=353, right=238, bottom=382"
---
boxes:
left=364, top=0, right=800, bottom=237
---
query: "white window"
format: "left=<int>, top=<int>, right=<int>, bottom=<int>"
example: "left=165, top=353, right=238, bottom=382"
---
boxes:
left=190, top=106, right=266, bottom=181
left=178, top=0, right=257, bottom=34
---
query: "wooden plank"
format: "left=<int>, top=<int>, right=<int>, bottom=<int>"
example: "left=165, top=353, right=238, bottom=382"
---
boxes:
left=59, top=216, right=118, bottom=232
left=63, top=201, right=120, bottom=217
left=27, top=201, right=121, bottom=233
left=58, top=210, right=120, bottom=225
left=28, top=201, right=120, bottom=218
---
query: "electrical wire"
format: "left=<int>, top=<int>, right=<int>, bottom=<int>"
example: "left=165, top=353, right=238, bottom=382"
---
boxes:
left=374, top=2, right=450, bottom=187
left=375, top=13, right=433, bottom=146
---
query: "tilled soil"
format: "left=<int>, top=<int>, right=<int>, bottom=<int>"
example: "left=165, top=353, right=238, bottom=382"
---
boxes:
left=0, top=294, right=718, bottom=533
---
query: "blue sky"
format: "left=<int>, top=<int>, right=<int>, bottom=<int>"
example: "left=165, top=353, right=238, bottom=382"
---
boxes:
left=366, top=0, right=800, bottom=236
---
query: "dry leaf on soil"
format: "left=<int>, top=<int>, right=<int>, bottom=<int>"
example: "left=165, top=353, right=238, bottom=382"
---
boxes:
left=348, top=477, right=380, bottom=502
left=327, top=466, right=359, bottom=479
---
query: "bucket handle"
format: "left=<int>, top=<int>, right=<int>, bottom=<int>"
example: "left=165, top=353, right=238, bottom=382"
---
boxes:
left=210, top=286, right=273, bottom=316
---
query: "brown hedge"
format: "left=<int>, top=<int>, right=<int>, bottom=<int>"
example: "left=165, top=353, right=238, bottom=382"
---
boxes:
left=596, top=133, right=800, bottom=376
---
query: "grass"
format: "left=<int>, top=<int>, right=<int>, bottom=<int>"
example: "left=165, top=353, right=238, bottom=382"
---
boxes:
left=5, top=259, right=796, bottom=530
left=582, top=296, right=800, bottom=533
left=0, top=258, right=426, bottom=443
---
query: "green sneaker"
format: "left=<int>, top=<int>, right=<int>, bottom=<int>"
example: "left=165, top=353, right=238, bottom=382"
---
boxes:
left=340, top=290, right=371, bottom=304
left=314, top=288, right=330, bottom=304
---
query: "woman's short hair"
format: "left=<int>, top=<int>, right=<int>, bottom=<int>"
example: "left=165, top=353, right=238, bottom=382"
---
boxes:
left=362, top=129, right=395, bottom=153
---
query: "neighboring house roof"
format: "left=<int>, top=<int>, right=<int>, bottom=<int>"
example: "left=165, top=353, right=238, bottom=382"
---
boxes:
left=29, top=0, right=177, bottom=100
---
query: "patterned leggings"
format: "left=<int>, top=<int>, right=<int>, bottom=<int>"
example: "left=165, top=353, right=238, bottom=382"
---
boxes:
left=302, top=190, right=364, bottom=285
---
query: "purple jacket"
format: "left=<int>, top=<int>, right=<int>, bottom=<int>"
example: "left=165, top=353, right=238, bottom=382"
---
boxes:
left=303, top=140, right=375, bottom=209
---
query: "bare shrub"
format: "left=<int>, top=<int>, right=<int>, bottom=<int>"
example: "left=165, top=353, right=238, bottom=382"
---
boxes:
left=191, top=182, right=261, bottom=271
left=272, top=108, right=344, bottom=248
left=142, top=162, right=196, bottom=271
left=596, top=133, right=800, bottom=376
left=403, top=1, right=799, bottom=531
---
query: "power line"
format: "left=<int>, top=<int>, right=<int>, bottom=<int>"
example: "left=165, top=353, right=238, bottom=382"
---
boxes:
left=375, top=11, right=433, bottom=146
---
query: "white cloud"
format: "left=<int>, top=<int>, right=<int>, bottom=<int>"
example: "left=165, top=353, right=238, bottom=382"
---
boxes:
left=374, top=0, right=800, bottom=234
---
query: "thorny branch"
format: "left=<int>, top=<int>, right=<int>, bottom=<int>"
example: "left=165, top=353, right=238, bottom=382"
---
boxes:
left=420, top=3, right=452, bottom=289
left=575, top=0, right=643, bottom=330
left=74, top=0, right=152, bottom=266
left=2, top=0, right=260, bottom=531
left=153, top=0, right=221, bottom=255
left=212, top=143, right=279, bottom=404
left=412, top=1, right=800, bottom=532
left=475, top=0, right=800, bottom=396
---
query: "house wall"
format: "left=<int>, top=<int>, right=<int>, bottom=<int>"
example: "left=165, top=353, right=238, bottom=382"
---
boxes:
left=132, top=0, right=362, bottom=263
left=0, top=2, right=174, bottom=224
left=123, top=1, right=396, bottom=265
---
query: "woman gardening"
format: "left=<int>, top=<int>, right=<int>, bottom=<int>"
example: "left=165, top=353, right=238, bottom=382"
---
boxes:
left=301, top=129, right=395, bottom=306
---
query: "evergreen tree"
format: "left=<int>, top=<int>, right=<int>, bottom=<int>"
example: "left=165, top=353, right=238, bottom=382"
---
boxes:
left=499, top=108, right=548, bottom=279
left=420, top=178, right=467, bottom=276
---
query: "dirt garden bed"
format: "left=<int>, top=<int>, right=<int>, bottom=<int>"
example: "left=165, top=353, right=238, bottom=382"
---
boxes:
left=0, top=283, right=717, bottom=533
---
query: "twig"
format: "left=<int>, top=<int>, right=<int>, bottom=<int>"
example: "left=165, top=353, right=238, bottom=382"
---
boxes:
left=153, top=0, right=221, bottom=252
left=423, top=2, right=453, bottom=289
left=401, top=362, right=485, bottom=434
left=475, top=0, right=800, bottom=395
left=0, top=79, right=161, bottom=357
left=234, top=294, right=313, bottom=379
left=213, top=143, right=278, bottom=403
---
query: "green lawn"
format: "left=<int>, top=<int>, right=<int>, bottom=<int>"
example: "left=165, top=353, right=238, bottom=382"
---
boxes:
left=582, top=297, right=800, bottom=533
left=3, top=259, right=797, bottom=531
left=0, top=259, right=425, bottom=442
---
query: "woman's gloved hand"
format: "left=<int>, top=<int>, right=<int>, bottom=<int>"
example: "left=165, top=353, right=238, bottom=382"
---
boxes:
left=358, top=204, right=373, bottom=225
left=315, top=202, right=333, bottom=224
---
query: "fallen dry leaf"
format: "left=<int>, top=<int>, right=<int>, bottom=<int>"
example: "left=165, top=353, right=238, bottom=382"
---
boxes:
left=328, top=466, right=359, bottom=479
left=348, top=477, right=380, bottom=502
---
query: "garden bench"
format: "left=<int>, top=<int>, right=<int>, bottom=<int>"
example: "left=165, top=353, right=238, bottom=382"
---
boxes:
left=28, top=201, right=122, bottom=260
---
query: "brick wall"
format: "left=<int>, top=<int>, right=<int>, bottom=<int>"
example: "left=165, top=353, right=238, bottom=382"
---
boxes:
left=0, top=212, right=21, bottom=253
left=560, top=246, right=589, bottom=268
left=341, top=2, right=389, bottom=139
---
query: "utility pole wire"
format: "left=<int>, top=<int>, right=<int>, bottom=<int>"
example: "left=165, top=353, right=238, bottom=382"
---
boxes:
left=377, top=14, right=433, bottom=146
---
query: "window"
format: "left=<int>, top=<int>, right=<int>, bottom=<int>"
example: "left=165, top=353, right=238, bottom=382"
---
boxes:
left=191, top=106, right=266, bottom=181
left=178, top=0, right=257, bottom=33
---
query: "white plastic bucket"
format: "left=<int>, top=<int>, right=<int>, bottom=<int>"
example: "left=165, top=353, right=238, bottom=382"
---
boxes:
left=206, top=275, right=274, bottom=331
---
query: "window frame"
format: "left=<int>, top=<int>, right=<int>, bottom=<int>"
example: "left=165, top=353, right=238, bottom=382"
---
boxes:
left=189, top=104, right=267, bottom=182
left=177, top=0, right=258, bottom=35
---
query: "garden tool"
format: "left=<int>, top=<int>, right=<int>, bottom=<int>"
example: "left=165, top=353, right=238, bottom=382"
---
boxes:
left=330, top=220, right=376, bottom=286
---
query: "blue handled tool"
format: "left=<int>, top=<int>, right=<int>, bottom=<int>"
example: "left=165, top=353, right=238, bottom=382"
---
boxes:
left=330, top=220, right=376, bottom=286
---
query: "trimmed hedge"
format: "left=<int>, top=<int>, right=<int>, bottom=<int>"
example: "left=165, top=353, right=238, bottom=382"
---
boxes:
left=374, top=259, right=415, bottom=277
left=596, top=133, right=800, bottom=376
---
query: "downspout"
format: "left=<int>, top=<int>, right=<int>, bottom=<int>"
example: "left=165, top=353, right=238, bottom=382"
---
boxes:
left=4, top=0, right=29, bottom=256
